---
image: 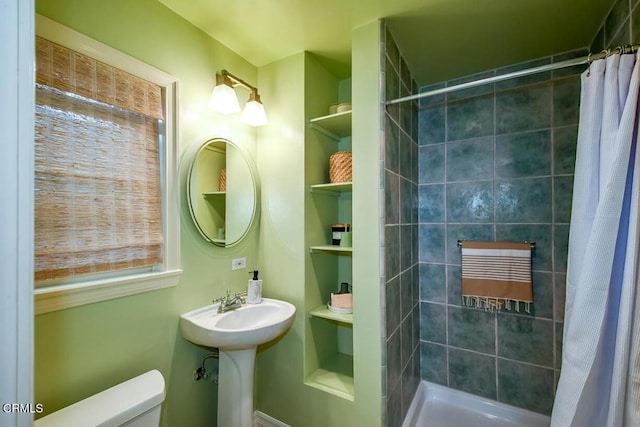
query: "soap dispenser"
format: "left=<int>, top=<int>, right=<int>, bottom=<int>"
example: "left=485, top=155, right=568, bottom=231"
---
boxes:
left=247, top=270, right=262, bottom=304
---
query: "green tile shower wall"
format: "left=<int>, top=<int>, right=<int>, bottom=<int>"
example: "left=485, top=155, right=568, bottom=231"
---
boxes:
left=592, top=0, right=640, bottom=51
left=416, top=51, right=585, bottom=416
left=382, top=24, right=420, bottom=427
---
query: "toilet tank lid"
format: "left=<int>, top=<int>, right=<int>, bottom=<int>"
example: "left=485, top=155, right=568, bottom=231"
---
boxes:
left=34, top=370, right=165, bottom=427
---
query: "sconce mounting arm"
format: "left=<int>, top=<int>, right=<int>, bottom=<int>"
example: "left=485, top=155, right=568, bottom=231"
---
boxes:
left=221, top=69, right=257, bottom=94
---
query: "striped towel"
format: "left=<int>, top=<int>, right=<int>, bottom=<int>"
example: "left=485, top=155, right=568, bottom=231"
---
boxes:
left=460, top=241, right=533, bottom=312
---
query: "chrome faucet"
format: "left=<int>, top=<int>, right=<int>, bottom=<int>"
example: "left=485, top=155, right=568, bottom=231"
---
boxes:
left=213, top=290, right=246, bottom=313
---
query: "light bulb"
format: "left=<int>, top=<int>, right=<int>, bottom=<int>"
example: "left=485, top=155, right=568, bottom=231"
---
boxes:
left=241, top=92, right=268, bottom=127
left=208, top=78, right=240, bottom=114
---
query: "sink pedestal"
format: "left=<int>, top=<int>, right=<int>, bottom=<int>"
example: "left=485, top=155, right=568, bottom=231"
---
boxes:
left=218, top=348, right=257, bottom=427
left=179, top=299, right=296, bottom=426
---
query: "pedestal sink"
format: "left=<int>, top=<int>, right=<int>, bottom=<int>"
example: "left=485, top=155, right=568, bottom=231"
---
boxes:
left=180, top=298, right=296, bottom=427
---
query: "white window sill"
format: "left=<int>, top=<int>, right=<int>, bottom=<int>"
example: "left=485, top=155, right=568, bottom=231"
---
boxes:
left=34, top=269, right=182, bottom=315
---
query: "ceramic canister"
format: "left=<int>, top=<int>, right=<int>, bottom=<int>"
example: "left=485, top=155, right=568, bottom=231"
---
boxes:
left=331, top=223, right=350, bottom=245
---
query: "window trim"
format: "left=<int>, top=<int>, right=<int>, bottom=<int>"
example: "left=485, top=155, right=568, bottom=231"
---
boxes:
left=34, top=14, right=182, bottom=314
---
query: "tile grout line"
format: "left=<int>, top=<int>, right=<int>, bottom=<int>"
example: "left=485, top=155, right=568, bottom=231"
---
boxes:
left=443, top=85, right=450, bottom=388
left=419, top=338, right=556, bottom=371
left=493, top=79, right=500, bottom=398
left=550, top=76, right=558, bottom=380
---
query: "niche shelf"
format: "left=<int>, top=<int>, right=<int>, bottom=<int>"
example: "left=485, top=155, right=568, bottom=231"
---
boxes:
left=310, top=182, right=352, bottom=194
left=305, top=353, right=354, bottom=401
left=309, top=110, right=352, bottom=140
left=203, top=191, right=226, bottom=199
left=309, top=304, right=353, bottom=324
left=309, top=245, right=352, bottom=254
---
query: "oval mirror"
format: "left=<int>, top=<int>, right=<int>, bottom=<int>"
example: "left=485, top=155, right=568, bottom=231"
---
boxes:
left=187, top=138, right=258, bottom=247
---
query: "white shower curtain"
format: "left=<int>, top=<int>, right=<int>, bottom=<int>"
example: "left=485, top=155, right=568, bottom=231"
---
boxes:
left=551, top=52, right=640, bottom=426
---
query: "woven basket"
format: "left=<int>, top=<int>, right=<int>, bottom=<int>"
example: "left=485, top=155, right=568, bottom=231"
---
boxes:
left=329, top=151, right=352, bottom=183
left=219, top=168, right=227, bottom=192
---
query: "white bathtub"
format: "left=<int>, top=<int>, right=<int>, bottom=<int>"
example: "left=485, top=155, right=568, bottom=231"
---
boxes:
left=402, top=381, right=551, bottom=427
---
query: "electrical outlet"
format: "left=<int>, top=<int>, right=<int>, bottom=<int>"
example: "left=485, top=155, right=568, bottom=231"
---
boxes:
left=231, top=257, right=247, bottom=270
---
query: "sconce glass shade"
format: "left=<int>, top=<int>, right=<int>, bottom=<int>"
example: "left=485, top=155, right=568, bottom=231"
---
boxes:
left=209, top=82, right=240, bottom=114
left=241, top=92, right=268, bottom=127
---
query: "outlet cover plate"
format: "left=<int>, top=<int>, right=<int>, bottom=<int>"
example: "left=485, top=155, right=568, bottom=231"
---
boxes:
left=231, top=257, right=246, bottom=270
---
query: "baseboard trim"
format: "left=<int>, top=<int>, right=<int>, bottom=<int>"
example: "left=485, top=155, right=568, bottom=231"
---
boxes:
left=254, top=410, right=290, bottom=427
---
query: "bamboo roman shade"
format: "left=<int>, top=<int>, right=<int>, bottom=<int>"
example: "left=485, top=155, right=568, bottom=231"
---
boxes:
left=35, top=36, right=163, bottom=120
left=34, top=36, right=164, bottom=284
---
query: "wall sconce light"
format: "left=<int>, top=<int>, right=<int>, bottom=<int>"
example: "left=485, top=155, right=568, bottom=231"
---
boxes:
left=208, top=73, right=240, bottom=114
left=209, top=69, right=268, bottom=127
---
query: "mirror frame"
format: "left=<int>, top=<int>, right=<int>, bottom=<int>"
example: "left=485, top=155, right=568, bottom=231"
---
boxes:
left=186, top=137, right=259, bottom=247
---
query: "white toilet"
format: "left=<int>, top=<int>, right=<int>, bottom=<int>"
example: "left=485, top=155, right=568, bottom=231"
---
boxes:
left=34, top=370, right=165, bottom=427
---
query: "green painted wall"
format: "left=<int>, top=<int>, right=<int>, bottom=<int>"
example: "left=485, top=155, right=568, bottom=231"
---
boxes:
left=351, top=20, right=383, bottom=426
left=34, top=1, right=385, bottom=426
left=34, top=1, right=260, bottom=426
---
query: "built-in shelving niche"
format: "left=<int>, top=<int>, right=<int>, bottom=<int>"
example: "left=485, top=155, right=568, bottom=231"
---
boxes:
left=304, top=96, right=355, bottom=401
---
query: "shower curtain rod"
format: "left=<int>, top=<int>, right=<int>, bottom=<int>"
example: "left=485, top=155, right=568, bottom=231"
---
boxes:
left=386, top=44, right=640, bottom=106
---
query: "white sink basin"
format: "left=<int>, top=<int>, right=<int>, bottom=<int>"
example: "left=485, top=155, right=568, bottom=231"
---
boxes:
left=180, top=298, right=296, bottom=350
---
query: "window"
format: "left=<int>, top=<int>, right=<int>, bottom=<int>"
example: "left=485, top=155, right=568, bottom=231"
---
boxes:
left=33, top=15, right=181, bottom=314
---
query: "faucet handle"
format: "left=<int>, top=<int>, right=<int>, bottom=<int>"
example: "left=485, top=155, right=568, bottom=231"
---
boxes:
left=212, top=290, right=230, bottom=304
left=234, top=292, right=246, bottom=304
left=212, top=289, right=246, bottom=305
